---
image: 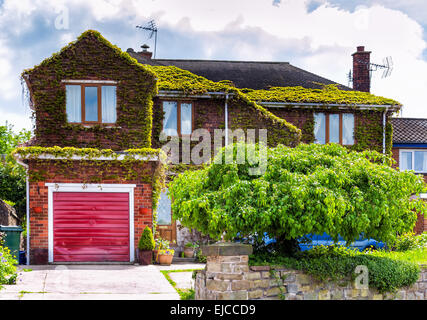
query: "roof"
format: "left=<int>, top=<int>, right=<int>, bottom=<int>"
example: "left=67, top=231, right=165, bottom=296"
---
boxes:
left=127, top=49, right=351, bottom=90
left=391, top=118, right=427, bottom=144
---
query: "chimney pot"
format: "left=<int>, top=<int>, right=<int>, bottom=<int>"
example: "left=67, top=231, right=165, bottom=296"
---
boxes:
left=357, top=46, right=365, bottom=52
left=139, top=44, right=152, bottom=60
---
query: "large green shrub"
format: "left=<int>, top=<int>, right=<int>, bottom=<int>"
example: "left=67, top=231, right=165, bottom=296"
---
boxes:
left=138, top=227, right=155, bottom=251
left=169, top=143, right=426, bottom=248
left=391, top=232, right=427, bottom=251
left=249, top=245, right=420, bottom=293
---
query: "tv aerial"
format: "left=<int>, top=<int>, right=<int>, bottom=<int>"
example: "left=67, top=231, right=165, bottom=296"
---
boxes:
left=348, top=56, right=393, bottom=87
left=136, top=20, right=158, bottom=58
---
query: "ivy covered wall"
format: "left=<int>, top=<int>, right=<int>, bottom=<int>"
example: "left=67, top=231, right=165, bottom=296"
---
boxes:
left=22, top=30, right=157, bottom=150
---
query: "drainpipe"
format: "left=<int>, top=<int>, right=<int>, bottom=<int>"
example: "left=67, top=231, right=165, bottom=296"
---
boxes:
left=225, top=94, right=229, bottom=146
left=382, top=107, right=389, bottom=154
left=15, top=157, right=30, bottom=265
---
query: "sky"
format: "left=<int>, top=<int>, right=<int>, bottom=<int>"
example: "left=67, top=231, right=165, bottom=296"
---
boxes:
left=1, top=0, right=427, bottom=132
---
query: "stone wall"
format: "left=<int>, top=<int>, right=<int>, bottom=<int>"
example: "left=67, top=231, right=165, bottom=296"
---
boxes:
left=0, top=200, right=20, bottom=226
left=195, top=243, right=427, bottom=300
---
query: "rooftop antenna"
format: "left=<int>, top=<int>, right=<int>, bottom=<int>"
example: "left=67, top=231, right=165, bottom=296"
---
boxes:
left=136, top=20, right=158, bottom=58
left=355, top=56, right=394, bottom=80
left=347, top=69, right=353, bottom=87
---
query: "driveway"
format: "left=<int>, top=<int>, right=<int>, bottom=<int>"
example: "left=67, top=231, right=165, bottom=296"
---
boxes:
left=0, top=262, right=204, bottom=300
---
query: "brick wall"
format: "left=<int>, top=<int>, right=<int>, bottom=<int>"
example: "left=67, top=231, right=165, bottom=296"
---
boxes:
left=27, top=159, right=155, bottom=264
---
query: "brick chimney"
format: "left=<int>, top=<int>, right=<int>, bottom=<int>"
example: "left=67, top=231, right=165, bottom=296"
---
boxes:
left=139, top=44, right=153, bottom=60
left=352, top=46, right=371, bottom=92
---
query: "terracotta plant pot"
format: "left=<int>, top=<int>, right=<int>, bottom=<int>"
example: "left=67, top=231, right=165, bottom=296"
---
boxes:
left=139, top=250, right=152, bottom=265
left=158, top=254, right=173, bottom=266
left=139, top=207, right=151, bottom=215
left=184, top=247, right=194, bottom=258
left=33, top=207, right=42, bottom=213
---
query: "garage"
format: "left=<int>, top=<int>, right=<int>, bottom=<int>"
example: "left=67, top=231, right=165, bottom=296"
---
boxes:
left=48, top=185, right=135, bottom=263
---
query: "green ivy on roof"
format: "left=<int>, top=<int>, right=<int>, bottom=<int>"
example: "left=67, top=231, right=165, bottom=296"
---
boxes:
left=149, top=65, right=400, bottom=106
left=22, top=30, right=157, bottom=80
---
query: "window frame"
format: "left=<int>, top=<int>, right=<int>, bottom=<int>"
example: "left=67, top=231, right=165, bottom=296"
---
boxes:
left=161, top=100, right=194, bottom=136
left=64, top=82, right=117, bottom=125
left=399, top=149, right=427, bottom=173
left=314, top=112, right=354, bottom=146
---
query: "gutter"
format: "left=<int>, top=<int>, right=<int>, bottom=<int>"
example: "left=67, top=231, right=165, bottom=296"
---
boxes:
left=260, top=101, right=400, bottom=112
left=14, top=157, right=30, bottom=266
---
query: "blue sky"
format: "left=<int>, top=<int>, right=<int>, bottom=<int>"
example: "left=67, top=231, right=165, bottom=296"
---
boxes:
left=1, top=0, right=427, bottom=132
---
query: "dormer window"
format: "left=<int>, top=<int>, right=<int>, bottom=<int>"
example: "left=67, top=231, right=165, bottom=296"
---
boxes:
left=65, top=81, right=117, bottom=124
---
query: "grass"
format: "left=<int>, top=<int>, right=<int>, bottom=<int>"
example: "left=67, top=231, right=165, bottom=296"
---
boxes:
left=368, top=247, right=427, bottom=265
left=160, top=269, right=203, bottom=300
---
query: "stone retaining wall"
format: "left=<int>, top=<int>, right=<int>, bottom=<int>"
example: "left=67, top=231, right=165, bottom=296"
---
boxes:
left=195, top=243, right=427, bottom=300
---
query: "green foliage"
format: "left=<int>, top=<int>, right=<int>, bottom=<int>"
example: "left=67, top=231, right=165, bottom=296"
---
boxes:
left=148, top=65, right=302, bottom=147
left=169, top=142, right=426, bottom=245
left=390, top=232, right=427, bottom=252
left=138, top=227, right=155, bottom=251
left=0, top=124, right=32, bottom=218
left=249, top=245, right=420, bottom=293
left=243, top=84, right=400, bottom=106
left=0, top=246, right=18, bottom=286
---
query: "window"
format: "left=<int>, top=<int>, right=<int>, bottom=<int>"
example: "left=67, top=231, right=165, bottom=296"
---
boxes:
left=157, top=190, right=172, bottom=225
left=65, top=83, right=117, bottom=124
left=162, top=101, right=193, bottom=136
left=314, top=113, right=354, bottom=145
left=400, top=150, right=427, bottom=173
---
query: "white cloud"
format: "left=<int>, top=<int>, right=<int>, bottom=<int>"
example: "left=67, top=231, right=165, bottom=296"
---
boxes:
left=1, top=0, right=427, bottom=132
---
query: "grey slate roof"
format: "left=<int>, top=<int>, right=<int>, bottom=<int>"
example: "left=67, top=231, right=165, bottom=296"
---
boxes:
left=391, top=118, right=427, bottom=144
left=127, top=49, right=351, bottom=91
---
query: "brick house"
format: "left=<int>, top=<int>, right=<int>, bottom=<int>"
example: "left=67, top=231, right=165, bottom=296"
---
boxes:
left=15, top=30, right=403, bottom=264
left=391, top=117, right=427, bottom=234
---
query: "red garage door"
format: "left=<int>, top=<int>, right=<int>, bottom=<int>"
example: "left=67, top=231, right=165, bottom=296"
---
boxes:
left=53, top=192, right=130, bottom=262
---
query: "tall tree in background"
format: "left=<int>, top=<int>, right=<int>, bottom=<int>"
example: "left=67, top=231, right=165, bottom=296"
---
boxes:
left=0, top=122, right=31, bottom=218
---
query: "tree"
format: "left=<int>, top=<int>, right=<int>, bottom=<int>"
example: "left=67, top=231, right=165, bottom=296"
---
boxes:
left=169, top=143, right=426, bottom=253
left=0, top=123, right=31, bottom=218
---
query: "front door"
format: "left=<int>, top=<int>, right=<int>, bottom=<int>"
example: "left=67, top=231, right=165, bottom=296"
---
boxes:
left=156, top=189, right=176, bottom=244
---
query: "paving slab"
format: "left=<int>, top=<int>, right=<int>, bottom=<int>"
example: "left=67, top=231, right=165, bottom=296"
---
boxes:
left=0, top=264, right=182, bottom=300
left=168, top=272, right=195, bottom=290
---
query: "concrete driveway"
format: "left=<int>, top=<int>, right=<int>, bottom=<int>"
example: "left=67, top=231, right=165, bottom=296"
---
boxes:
left=0, top=263, right=204, bottom=300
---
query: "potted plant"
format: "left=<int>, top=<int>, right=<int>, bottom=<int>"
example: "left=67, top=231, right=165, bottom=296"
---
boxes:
left=183, top=242, right=197, bottom=258
left=154, top=236, right=171, bottom=263
left=158, top=248, right=175, bottom=265
left=138, top=227, right=155, bottom=265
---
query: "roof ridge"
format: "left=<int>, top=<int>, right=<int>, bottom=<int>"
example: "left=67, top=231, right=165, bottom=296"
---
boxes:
left=154, top=58, right=290, bottom=64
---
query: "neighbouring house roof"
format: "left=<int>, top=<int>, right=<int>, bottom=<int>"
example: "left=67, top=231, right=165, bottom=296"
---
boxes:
left=134, top=56, right=350, bottom=91
left=391, top=118, right=427, bottom=144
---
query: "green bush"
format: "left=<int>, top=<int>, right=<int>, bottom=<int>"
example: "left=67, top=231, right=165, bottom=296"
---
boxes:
left=138, top=227, right=155, bottom=251
left=170, top=143, right=426, bottom=248
left=391, top=232, right=427, bottom=251
left=249, top=245, right=420, bottom=294
left=0, top=246, right=17, bottom=286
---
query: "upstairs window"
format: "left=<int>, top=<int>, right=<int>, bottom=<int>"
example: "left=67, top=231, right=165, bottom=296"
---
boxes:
left=65, top=83, right=117, bottom=124
left=400, top=150, right=427, bottom=173
left=162, top=101, right=193, bottom=136
left=314, top=113, right=354, bottom=145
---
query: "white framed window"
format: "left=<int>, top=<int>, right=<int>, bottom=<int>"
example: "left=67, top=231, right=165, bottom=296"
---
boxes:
left=399, top=150, right=427, bottom=173
left=314, top=112, right=354, bottom=145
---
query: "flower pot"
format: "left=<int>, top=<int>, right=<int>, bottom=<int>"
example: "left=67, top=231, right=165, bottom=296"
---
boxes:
left=33, top=207, right=42, bottom=213
left=139, top=250, right=152, bottom=265
left=184, top=247, right=194, bottom=258
left=139, top=207, right=151, bottom=215
left=158, top=254, right=173, bottom=266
